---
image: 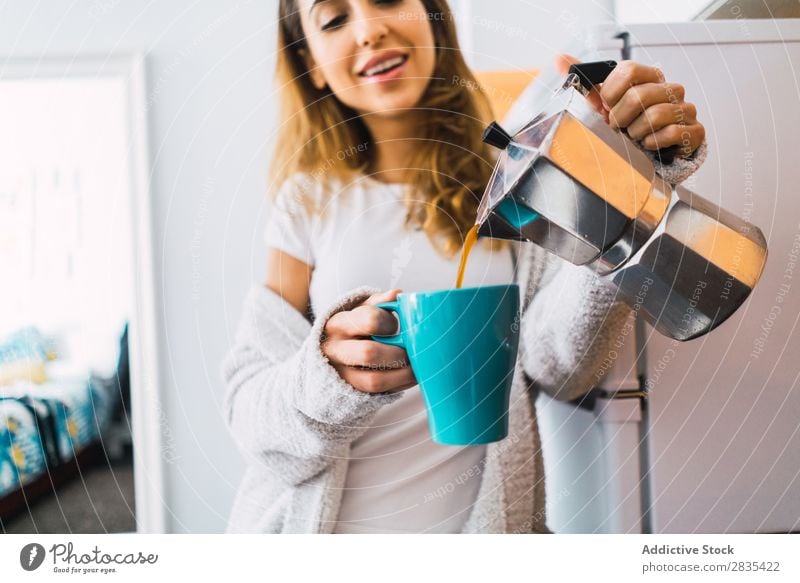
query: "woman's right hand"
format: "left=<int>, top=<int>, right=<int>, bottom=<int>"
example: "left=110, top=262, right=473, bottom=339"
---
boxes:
left=321, top=289, right=417, bottom=394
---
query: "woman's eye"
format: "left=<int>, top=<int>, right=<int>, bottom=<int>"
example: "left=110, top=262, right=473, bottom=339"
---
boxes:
left=321, top=14, right=347, bottom=31
left=375, top=0, right=402, bottom=5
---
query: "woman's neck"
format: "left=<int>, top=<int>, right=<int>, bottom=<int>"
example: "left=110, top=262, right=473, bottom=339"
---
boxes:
left=361, top=111, right=423, bottom=184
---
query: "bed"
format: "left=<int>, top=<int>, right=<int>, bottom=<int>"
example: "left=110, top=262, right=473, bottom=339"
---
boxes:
left=0, top=327, right=121, bottom=522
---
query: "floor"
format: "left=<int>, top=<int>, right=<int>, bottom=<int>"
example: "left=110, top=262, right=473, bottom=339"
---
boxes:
left=1, top=447, right=136, bottom=534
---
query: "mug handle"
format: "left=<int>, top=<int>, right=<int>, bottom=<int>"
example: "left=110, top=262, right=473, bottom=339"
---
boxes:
left=370, top=301, right=405, bottom=348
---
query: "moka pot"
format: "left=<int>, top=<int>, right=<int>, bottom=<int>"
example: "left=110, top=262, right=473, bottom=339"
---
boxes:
left=477, top=61, right=767, bottom=341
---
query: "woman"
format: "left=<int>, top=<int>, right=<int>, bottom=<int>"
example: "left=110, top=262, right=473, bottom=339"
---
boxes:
left=221, top=0, right=706, bottom=533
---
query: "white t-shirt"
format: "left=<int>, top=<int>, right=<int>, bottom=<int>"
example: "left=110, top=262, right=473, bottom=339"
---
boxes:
left=264, top=173, right=514, bottom=533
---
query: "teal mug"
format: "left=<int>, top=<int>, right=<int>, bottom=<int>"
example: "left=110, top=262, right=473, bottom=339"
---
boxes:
left=371, top=284, right=520, bottom=446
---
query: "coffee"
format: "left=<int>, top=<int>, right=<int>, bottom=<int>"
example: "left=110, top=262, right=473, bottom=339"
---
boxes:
left=455, top=224, right=479, bottom=288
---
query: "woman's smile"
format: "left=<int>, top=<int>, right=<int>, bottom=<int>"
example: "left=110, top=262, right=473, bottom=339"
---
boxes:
left=298, top=0, right=435, bottom=114
left=356, top=50, right=409, bottom=83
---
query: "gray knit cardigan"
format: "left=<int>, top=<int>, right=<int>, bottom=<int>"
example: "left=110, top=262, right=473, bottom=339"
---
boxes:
left=221, top=142, right=707, bottom=534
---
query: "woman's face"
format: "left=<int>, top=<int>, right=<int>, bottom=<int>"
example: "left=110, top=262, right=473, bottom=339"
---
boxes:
left=296, top=0, right=437, bottom=117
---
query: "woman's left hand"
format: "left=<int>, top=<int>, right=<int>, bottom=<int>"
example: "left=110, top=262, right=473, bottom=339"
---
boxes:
left=555, top=55, right=705, bottom=159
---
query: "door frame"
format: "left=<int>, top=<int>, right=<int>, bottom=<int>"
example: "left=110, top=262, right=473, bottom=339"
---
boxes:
left=1, top=53, right=166, bottom=533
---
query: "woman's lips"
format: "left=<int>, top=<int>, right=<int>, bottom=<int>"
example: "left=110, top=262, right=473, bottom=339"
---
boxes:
left=359, top=55, right=409, bottom=84
left=358, top=51, right=409, bottom=83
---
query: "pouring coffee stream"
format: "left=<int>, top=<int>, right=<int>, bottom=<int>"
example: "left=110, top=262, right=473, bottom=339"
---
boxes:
left=455, top=224, right=479, bottom=289
left=458, top=60, right=767, bottom=340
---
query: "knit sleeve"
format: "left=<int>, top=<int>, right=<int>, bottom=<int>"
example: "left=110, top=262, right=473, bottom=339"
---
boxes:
left=221, top=284, right=403, bottom=486
left=643, top=137, right=708, bottom=185
left=518, top=253, right=632, bottom=402
left=264, top=174, right=317, bottom=267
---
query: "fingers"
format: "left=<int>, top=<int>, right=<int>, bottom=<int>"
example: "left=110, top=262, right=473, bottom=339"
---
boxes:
left=560, top=58, right=705, bottom=161
left=586, top=90, right=608, bottom=119
left=325, top=305, right=399, bottom=337
left=325, top=289, right=401, bottom=338
left=325, top=303, right=399, bottom=338
left=322, top=289, right=416, bottom=394
left=599, top=60, right=665, bottom=110
left=334, top=364, right=418, bottom=394
left=640, top=122, right=705, bottom=157
left=607, top=82, right=686, bottom=129
left=323, top=338, right=409, bottom=369
left=626, top=101, right=697, bottom=140
left=362, top=289, right=401, bottom=307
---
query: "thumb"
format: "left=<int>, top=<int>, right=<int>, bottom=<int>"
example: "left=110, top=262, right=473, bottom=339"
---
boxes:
left=363, top=289, right=402, bottom=307
left=554, top=53, right=580, bottom=76
left=555, top=53, right=609, bottom=116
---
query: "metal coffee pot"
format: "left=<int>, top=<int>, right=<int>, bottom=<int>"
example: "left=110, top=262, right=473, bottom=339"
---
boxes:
left=477, top=61, right=767, bottom=341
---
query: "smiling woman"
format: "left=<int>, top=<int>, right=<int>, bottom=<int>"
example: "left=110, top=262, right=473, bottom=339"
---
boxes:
left=301, top=0, right=435, bottom=112
left=271, top=0, right=497, bottom=258
left=221, top=0, right=709, bottom=536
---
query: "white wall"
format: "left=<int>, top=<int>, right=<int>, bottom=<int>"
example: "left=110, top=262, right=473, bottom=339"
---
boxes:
left=452, top=0, right=615, bottom=71
left=614, top=0, right=707, bottom=24
left=0, top=0, right=278, bottom=533
left=0, top=0, right=615, bottom=532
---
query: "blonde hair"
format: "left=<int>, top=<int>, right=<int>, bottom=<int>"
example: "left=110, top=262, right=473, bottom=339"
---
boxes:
left=272, top=0, right=499, bottom=258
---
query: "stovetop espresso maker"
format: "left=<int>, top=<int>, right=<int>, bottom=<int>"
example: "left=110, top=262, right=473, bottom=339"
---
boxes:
left=477, top=61, right=767, bottom=341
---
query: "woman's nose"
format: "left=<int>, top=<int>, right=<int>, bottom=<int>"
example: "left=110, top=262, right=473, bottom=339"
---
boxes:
left=351, top=10, right=389, bottom=47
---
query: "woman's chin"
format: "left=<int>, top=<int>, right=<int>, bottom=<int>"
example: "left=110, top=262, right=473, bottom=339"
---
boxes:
left=336, top=76, right=424, bottom=115
left=356, top=91, right=428, bottom=119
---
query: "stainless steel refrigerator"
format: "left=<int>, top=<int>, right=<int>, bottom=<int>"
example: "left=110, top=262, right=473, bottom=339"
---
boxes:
left=506, top=18, right=800, bottom=534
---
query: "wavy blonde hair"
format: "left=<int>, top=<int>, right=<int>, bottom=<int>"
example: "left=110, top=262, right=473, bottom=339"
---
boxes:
left=272, top=0, right=499, bottom=258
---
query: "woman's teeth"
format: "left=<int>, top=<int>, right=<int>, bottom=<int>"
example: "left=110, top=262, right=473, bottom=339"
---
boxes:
left=362, top=56, right=406, bottom=77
